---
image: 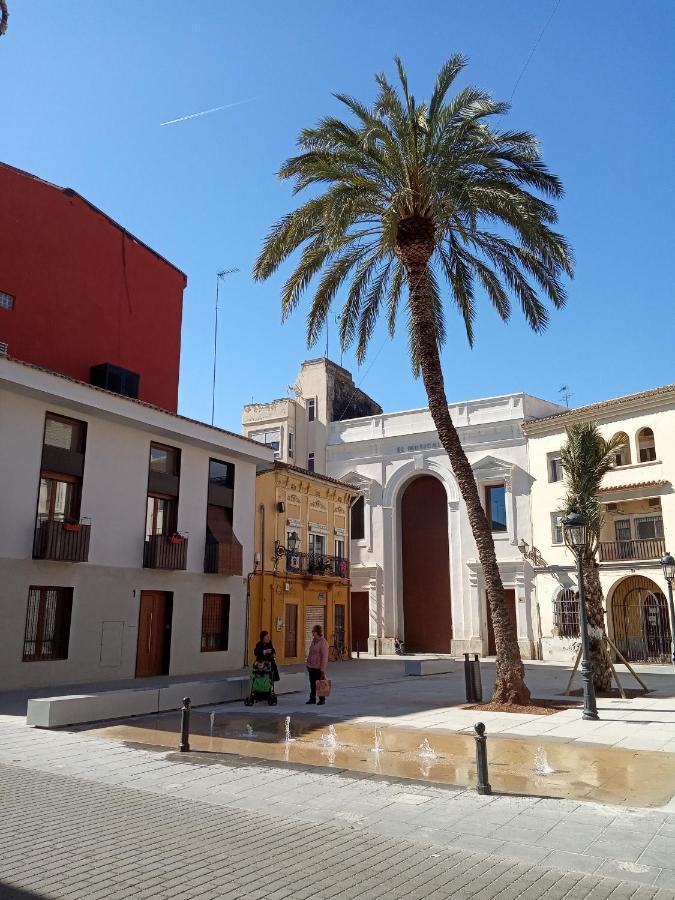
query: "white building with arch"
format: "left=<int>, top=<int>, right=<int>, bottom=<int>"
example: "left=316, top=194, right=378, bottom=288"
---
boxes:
left=326, top=392, right=562, bottom=658
left=523, top=384, right=675, bottom=664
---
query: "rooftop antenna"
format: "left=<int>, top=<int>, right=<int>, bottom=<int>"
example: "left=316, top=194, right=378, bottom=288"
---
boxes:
left=212, top=268, right=239, bottom=425
left=559, top=384, right=572, bottom=408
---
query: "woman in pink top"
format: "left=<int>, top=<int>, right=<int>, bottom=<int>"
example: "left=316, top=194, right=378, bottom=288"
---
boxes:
left=306, top=624, right=329, bottom=705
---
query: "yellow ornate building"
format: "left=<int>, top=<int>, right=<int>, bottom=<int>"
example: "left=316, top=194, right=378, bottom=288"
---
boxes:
left=248, top=463, right=358, bottom=665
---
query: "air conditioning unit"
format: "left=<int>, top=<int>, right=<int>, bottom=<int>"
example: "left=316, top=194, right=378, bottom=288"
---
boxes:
left=0, top=341, right=8, bottom=356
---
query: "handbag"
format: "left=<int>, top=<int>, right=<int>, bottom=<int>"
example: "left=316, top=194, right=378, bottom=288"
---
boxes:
left=316, top=677, right=331, bottom=698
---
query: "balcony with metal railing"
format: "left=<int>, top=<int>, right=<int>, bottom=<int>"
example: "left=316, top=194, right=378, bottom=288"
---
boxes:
left=285, top=551, right=349, bottom=579
left=599, top=538, right=666, bottom=562
left=33, top=516, right=91, bottom=562
left=143, top=533, right=188, bottom=570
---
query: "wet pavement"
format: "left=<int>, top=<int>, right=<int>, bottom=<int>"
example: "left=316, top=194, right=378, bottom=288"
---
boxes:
left=81, top=710, right=675, bottom=808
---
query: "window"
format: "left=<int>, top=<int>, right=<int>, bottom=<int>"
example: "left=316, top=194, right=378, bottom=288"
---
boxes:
left=250, top=428, right=281, bottom=458
left=146, top=495, right=176, bottom=536
left=23, top=586, right=73, bottom=661
left=0, top=290, right=14, bottom=311
left=351, top=495, right=365, bottom=540
left=548, top=454, right=564, bottom=483
left=637, top=427, right=656, bottom=463
left=208, top=458, right=234, bottom=489
left=552, top=588, right=579, bottom=638
left=150, top=443, right=180, bottom=475
left=334, top=603, right=346, bottom=647
left=201, top=594, right=230, bottom=652
left=309, top=532, right=325, bottom=557
left=634, top=515, right=664, bottom=541
left=306, top=398, right=316, bottom=422
left=335, top=538, right=345, bottom=559
left=38, top=474, right=80, bottom=523
left=44, top=414, right=86, bottom=453
left=551, top=512, right=564, bottom=545
left=288, top=430, right=294, bottom=459
left=612, top=432, right=631, bottom=467
left=485, top=484, right=507, bottom=533
left=307, top=452, right=315, bottom=472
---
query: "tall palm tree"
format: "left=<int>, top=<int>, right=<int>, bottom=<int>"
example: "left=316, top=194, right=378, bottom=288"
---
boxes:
left=0, top=1, right=8, bottom=37
left=254, top=56, right=573, bottom=704
left=560, top=424, right=625, bottom=692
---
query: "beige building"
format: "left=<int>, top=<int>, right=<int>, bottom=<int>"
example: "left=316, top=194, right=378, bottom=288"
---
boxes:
left=242, top=358, right=381, bottom=474
left=523, top=384, right=675, bottom=664
left=248, top=462, right=358, bottom=665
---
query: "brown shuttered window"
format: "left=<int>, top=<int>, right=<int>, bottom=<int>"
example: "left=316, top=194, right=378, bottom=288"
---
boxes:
left=23, top=586, right=73, bottom=661
left=201, top=594, right=230, bottom=652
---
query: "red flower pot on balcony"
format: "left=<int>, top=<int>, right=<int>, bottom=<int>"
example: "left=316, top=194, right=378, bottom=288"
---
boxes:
left=63, top=523, right=81, bottom=533
left=168, top=534, right=185, bottom=545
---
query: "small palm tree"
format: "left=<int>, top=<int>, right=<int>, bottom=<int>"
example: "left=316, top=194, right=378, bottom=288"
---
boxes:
left=254, top=56, right=573, bottom=704
left=560, top=423, right=625, bottom=691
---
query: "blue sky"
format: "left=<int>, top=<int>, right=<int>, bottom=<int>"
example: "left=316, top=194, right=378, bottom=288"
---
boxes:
left=3, top=2, right=674, bottom=430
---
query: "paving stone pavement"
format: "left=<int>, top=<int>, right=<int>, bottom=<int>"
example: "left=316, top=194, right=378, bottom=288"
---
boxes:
left=1, top=716, right=675, bottom=897
left=1, top=762, right=674, bottom=900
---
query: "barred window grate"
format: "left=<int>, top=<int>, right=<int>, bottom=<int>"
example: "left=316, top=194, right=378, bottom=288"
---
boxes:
left=201, top=594, right=230, bottom=652
left=0, top=290, right=14, bottom=311
left=23, top=586, right=73, bottom=661
left=552, top=588, right=580, bottom=638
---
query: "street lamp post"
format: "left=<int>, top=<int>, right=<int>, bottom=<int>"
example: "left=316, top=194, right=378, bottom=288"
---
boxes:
left=661, top=552, right=675, bottom=665
left=562, top=510, right=599, bottom=721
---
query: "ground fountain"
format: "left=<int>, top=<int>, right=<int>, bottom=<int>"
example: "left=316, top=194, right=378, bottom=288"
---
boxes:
left=320, top=724, right=341, bottom=750
left=417, top=738, right=438, bottom=760
left=284, top=715, right=294, bottom=743
left=209, top=712, right=215, bottom=737
left=370, top=727, right=384, bottom=753
left=533, top=746, right=555, bottom=775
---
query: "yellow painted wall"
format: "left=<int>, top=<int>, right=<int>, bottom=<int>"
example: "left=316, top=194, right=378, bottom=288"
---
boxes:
left=249, top=467, right=356, bottom=665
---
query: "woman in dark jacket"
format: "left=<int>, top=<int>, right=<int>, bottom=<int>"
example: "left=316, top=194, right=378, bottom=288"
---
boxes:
left=253, top=630, right=280, bottom=681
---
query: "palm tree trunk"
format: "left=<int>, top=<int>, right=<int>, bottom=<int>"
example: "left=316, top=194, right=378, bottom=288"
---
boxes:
left=582, top=552, right=612, bottom=692
left=407, top=264, right=531, bottom=705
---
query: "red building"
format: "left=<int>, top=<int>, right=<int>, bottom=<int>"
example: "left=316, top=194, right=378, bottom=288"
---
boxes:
left=0, top=162, right=186, bottom=412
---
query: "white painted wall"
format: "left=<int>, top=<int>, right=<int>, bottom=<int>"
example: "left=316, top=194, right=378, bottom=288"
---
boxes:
left=327, top=393, right=563, bottom=657
left=0, top=357, right=272, bottom=690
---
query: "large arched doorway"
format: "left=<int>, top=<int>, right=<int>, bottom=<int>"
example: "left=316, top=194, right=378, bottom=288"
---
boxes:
left=401, top=475, right=452, bottom=652
left=610, top=575, right=672, bottom=663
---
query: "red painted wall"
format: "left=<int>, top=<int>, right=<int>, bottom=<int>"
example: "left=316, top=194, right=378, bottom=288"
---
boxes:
left=0, top=164, right=185, bottom=412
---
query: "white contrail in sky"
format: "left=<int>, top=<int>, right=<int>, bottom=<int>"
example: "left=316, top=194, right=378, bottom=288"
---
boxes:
left=160, top=98, right=254, bottom=127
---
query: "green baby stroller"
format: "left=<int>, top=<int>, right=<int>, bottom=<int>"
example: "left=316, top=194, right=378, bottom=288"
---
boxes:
left=244, top=660, right=278, bottom=706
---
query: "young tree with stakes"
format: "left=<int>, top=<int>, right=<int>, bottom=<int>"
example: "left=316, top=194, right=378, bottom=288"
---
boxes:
left=560, top=423, right=625, bottom=692
left=254, top=56, right=573, bottom=704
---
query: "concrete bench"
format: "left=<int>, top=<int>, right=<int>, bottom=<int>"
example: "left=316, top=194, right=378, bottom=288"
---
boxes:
left=26, top=672, right=307, bottom=728
left=404, top=659, right=456, bottom=677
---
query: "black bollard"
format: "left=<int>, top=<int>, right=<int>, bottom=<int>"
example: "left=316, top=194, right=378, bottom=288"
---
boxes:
left=464, top=653, right=476, bottom=703
left=474, top=722, right=492, bottom=795
left=471, top=654, right=483, bottom=703
left=179, top=697, right=191, bottom=752
left=356, top=640, right=360, bottom=660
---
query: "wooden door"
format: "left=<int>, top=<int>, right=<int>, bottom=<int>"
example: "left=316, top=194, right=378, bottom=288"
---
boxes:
left=350, top=592, right=369, bottom=652
left=487, top=589, right=517, bottom=656
left=304, top=606, right=326, bottom=656
left=284, top=603, right=298, bottom=659
left=136, top=591, right=170, bottom=677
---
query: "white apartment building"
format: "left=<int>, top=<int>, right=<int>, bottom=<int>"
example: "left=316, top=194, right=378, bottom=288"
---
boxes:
left=0, top=356, right=273, bottom=690
left=326, top=393, right=563, bottom=658
left=242, top=358, right=381, bottom=474
left=523, top=384, right=675, bottom=664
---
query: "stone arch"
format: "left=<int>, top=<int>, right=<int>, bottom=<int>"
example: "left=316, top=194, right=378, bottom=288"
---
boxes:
left=383, top=457, right=459, bottom=509
left=636, top=426, right=656, bottom=463
left=608, top=574, right=671, bottom=662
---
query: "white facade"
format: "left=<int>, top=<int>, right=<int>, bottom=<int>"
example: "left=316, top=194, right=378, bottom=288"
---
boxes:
left=326, top=393, right=563, bottom=657
left=523, top=385, right=675, bottom=663
left=0, top=357, right=273, bottom=690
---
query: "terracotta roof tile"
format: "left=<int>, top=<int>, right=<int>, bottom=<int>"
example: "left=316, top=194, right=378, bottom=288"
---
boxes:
left=597, top=479, right=669, bottom=494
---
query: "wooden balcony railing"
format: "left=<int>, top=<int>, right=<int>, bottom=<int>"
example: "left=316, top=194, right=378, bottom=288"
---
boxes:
left=33, top=517, right=91, bottom=562
left=143, top=533, right=188, bottom=570
left=285, top=551, right=349, bottom=579
left=599, top=538, right=665, bottom=562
